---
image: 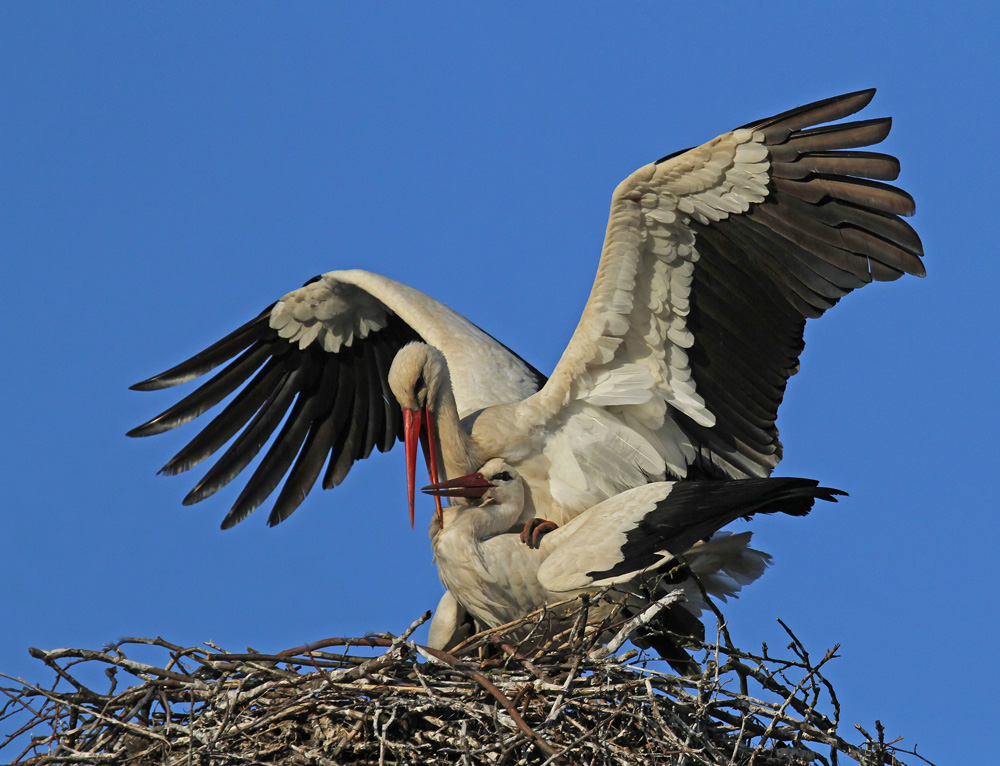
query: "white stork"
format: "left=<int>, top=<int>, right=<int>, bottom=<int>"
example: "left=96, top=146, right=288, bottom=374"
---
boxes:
left=421, top=459, right=843, bottom=660
left=128, top=88, right=922, bottom=533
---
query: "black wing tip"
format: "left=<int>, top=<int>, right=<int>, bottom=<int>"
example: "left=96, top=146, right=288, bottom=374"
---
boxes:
left=129, top=309, right=276, bottom=394
left=126, top=414, right=188, bottom=438
left=741, top=88, right=879, bottom=134
left=220, top=501, right=255, bottom=529
left=796, top=115, right=892, bottom=140
left=213, top=488, right=309, bottom=529
left=786, top=87, right=876, bottom=106
left=848, top=86, right=876, bottom=103
left=266, top=511, right=288, bottom=528
left=799, top=87, right=878, bottom=119
left=816, top=486, right=849, bottom=502
left=781, top=477, right=848, bottom=496
left=266, top=491, right=309, bottom=527
left=127, top=419, right=174, bottom=438
left=157, top=458, right=190, bottom=477
left=812, top=87, right=877, bottom=114
left=130, top=362, right=215, bottom=391
left=216, top=498, right=295, bottom=530
left=786, top=483, right=847, bottom=516
left=181, top=477, right=220, bottom=506
left=129, top=374, right=186, bottom=392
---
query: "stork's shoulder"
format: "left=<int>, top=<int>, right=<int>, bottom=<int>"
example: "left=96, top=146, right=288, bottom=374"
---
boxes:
left=270, top=269, right=466, bottom=352
left=269, top=271, right=398, bottom=353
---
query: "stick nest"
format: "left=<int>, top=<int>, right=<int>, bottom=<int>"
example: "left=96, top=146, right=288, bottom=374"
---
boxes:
left=2, top=596, right=934, bottom=766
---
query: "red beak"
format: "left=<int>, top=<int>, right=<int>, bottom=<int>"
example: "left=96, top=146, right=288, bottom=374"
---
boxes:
left=403, top=406, right=443, bottom=528
left=422, top=472, right=493, bottom=499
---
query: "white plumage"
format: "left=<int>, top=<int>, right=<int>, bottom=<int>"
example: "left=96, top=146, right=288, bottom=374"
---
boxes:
left=129, top=90, right=922, bottom=532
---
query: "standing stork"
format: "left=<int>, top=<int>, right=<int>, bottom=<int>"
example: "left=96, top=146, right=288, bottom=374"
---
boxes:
left=421, top=459, right=843, bottom=661
left=129, top=89, right=922, bottom=532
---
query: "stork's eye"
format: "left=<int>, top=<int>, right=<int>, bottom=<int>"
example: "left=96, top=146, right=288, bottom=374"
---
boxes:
left=414, top=373, right=426, bottom=397
left=492, top=471, right=512, bottom=482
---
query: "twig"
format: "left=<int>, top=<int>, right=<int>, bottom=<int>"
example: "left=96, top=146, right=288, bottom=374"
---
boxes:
left=589, top=589, right=685, bottom=660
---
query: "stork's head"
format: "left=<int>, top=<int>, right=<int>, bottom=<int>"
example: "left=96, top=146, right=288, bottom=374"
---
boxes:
left=388, top=343, right=450, bottom=527
left=389, top=342, right=450, bottom=412
left=422, top=458, right=524, bottom=533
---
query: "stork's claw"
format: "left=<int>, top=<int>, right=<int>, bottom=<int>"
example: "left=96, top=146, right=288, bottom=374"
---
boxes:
left=520, top=518, right=558, bottom=549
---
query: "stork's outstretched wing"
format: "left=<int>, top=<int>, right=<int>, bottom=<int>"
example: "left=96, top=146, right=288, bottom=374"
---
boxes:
left=128, top=270, right=545, bottom=527
left=510, top=89, right=921, bottom=513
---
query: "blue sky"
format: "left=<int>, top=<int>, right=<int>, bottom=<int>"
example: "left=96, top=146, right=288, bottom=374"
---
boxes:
left=2, top=3, right=996, bottom=761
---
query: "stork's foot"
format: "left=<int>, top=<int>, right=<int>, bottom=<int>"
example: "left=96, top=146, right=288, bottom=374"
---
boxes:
left=520, top=518, right=559, bottom=549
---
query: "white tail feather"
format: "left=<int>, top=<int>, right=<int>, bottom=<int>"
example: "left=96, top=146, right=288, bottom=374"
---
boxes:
left=680, top=531, right=772, bottom=614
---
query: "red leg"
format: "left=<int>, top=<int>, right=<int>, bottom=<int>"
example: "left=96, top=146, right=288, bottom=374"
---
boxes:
left=519, top=518, right=559, bottom=549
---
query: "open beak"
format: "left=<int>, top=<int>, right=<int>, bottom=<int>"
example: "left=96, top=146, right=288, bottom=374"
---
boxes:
left=422, top=472, right=493, bottom=499
left=403, top=406, right=443, bottom=527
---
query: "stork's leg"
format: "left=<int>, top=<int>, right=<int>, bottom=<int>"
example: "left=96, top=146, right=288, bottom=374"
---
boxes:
left=520, top=518, right=559, bottom=549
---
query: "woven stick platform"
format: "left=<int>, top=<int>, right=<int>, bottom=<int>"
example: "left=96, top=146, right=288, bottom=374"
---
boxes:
left=1, top=596, right=933, bottom=765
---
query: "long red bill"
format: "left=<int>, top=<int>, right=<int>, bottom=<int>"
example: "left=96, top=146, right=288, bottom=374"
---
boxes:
left=403, top=408, right=421, bottom=528
left=403, top=405, right=444, bottom=528
left=422, top=405, right=444, bottom=526
left=422, top=472, right=492, bottom=499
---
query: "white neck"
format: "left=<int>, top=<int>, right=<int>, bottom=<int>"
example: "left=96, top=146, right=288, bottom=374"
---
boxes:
left=442, top=495, right=518, bottom=538
left=432, top=379, right=484, bottom=479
